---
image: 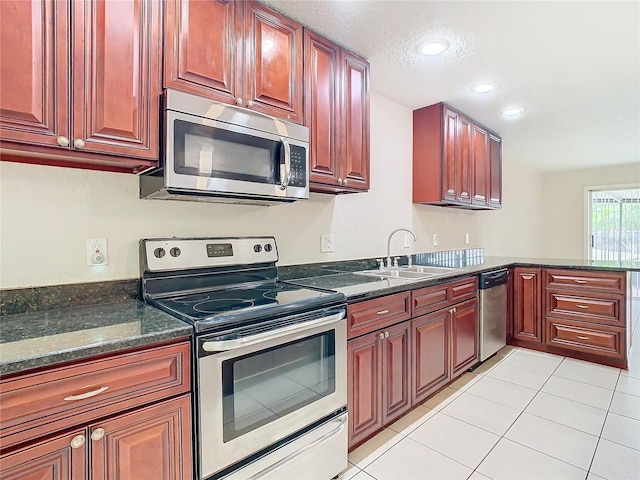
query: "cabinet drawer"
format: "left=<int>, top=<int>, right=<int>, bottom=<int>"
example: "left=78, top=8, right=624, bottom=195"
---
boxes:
left=0, top=341, right=190, bottom=449
left=545, top=290, right=624, bottom=327
left=348, top=292, right=411, bottom=339
left=412, top=284, right=449, bottom=317
left=544, top=269, right=625, bottom=294
left=546, top=318, right=625, bottom=359
left=450, top=277, right=478, bottom=303
left=412, top=276, right=478, bottom=317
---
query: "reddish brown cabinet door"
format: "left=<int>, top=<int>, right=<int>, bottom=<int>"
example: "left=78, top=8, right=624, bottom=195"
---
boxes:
left=442, top=106, right=458, bottom=202
left=164, top=0, right=240, bottom=103
left=304, top=30, right=341, bottom=187
left=72, top=0, right=161, bottom=160
left=90, top=395, right=192, bottom=480
left=488, top=133, right=502, bottom=207
left=381, top=322, right=411, bottom=425
left=471, top=124, right=489, bottom=206
left=450, top=298, right=479, bottom=378
left=411, top=310, right=450, bottom=405
left=341, top=50, right=370, bottom=191
left=0, top=430, right=86, bottom=480
left=347, top=333, right=382, bottom=449
left=513, top=268, right=543, bottom=345
left=0, top=0, right=69, bottom=148
left=456, top=115, right=472, bottom=204
left=243, top=1, right=303, bottom=123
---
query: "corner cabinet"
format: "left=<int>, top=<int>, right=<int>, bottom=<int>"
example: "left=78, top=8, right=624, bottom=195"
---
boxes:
left=0, top=340, right=193, bottom=480
left=0, top=0, right=161, bottom=173
left=304, top=29, right=370, bottom=193
left=164, top=0, right=303, bottom=123
left=413, top=103, right=502, bottom=209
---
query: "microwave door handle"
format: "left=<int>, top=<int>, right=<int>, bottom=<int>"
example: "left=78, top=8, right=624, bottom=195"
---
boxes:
left=278, top=138, right=291, bottom=190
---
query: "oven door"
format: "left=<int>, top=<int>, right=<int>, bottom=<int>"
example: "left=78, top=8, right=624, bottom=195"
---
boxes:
left=197, top=309, right=347, bottom=479
left=164, top=109, right=309, bottom=201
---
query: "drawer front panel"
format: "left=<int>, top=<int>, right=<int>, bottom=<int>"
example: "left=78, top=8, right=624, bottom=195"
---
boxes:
left=546, top=318, right=624, bottom=359
left=449, top=277, right=478, bottom=303
left=545, top=269, right=625, bottom=294
left=0, top=341, right=190, bottom=449
left=545, top=290, right=623, bottom=326
left=412, top=285, right=448, bottom=317
left=348, top=292, right=411, bottom=339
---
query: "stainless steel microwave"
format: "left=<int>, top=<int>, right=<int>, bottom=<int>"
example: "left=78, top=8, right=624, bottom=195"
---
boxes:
left=140, top=89, right=309, bottom=205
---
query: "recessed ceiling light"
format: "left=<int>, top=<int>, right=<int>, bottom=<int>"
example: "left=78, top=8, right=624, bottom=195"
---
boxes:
left=420, top=40, right=450, bottom=56
left=503, top=106, right=524, bottom=117
left=473, top=83, right=495, bottom=94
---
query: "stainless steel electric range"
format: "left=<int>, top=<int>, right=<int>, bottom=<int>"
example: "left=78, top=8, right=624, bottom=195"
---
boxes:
left=140, top=236, right=348, bottom=480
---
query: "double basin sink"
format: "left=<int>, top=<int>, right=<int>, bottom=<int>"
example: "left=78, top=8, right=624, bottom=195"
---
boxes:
left=354, top=265, right=459, bottom=281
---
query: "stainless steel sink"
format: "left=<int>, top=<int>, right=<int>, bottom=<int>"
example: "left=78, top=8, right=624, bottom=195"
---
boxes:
left=354, top=265, right=458, bottom=281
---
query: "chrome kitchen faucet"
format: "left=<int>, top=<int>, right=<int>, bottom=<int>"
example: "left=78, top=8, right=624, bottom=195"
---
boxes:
left=386, top=228, right=417, bottom=268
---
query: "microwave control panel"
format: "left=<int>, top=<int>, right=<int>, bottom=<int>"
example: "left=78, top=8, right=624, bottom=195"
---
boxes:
left=289, top=145, right=307, bottom=187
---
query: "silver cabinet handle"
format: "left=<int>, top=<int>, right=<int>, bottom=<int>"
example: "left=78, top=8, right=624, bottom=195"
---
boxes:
left=64, top=385, right=109, bottom=401
left=384, top=331, right=389, bottom=339
left=277, top=137, right=291, bottom=190
left=202, top=310, right=345, bottom=352
left=379, top=332, right=385, bottom=340
left=575, top=305, right=589, bottom=309
left=573, top=279, right=588, bottom=284
left=343, top=178, right=348, bottom=185
left=247, top=100, right=254, bottom=107
left=73, top=138, right=86, bottom=149
left=70, top=434, right=86, bottom=449
left=91, top=428, right=105, bottom=441
left=376, top=309, right=389, bottom=315
left=56, top=136, right=70, bottom=147
left=576, top=335, right=590, bottom=340
left=338, top=177, right=343, bottom=185
left=236, top=97, right=243, bottom=106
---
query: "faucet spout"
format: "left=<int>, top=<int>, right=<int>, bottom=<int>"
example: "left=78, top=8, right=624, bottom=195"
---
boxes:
left=386, top=228, right=417, bottom=267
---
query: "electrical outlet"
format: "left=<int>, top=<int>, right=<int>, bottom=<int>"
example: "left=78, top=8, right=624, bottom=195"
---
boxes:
left=86, top=238, right=108, bottom=266
left=432, top=234, right=438, bottom=246
left=465, top=233, right=470, bottom=244
left=321, top=234, right=334, bottom=253
left=404, top=233, right=412, bottom=248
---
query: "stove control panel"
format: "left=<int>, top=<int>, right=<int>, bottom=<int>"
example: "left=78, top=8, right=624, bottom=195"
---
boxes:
left=142, top=237, right=279, bottom=272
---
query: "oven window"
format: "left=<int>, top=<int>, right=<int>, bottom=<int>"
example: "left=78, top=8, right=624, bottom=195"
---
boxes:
left=221, top=332, right=335, bottom=442
left=173, top=119, right=277, bottom=183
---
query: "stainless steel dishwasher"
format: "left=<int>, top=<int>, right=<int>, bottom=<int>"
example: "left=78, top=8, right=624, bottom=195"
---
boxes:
left=479, top=269, right=508, bottom=361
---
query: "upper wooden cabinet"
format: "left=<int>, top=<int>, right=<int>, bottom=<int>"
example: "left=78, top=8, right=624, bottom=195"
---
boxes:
left=304, top=29, right=370, bottom=193
left=413, top=103, right=502, bottom=209
left=165, top=0, right=303, bottom=123
left=0, top=0, right=161, bottom=172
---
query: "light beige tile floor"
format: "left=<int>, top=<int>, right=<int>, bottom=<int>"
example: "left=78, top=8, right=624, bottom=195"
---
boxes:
left=341, top=333, right=640, bottom=480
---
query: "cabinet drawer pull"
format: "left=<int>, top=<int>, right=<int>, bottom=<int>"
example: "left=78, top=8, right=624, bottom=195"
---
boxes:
left=576, top=335, right=590, bottom=340
left=70, top=434, right=86, bottom=449
left=378, top=332, right=385, bottom=340
left=376, top=309, right=389, bottom=315
left=573, top=279, right=588, bottom=284
left=91, top=428, right=105, bottom=441
left=384, top=331, right=389, bottom=339
left=575, top=304, right=589, bottom=309
left=64, top=385, right=109, bottom=401
left=56, top=136, right=70, bottom=147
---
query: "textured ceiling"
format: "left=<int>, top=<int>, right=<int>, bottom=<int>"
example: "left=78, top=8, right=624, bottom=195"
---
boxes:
left=263, top=0, right=640, bottom=173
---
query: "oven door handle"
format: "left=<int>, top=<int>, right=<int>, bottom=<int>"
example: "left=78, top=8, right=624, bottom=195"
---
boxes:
left=201, top=310, right=345, bottom=352
left=246, top=415, right=347, bottom=480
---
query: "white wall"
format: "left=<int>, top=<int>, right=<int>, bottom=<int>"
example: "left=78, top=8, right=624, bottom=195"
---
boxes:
left=0, top=92, right=543, bottom=289
left=540, top=163, right=640, bottom=259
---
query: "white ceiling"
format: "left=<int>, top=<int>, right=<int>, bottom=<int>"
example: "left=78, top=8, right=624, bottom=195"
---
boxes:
left=264, top=0, right=640, bottom=173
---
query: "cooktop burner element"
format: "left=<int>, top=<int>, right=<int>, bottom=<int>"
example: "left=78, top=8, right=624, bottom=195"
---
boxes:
left=140, top=236, right=347, bottom=334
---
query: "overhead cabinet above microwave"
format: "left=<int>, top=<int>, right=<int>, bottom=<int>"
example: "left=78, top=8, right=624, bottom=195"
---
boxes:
left=164, top=0, right=303, bottom=124
left=413, top=103, right=502, bottom=209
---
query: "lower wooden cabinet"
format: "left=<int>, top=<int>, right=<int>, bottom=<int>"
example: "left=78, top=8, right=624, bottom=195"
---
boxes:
left=411, top=297, right=479, bottom=405
left=512, top=267, right=543, bottom=346
left=347, top=322, right=410, bottom=449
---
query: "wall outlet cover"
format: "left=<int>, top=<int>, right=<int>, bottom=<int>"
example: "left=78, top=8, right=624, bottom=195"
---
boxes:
left=86, top=238, right=108, bottom=266
left=432, top=234, right=438, bottom=246
left=321, top=234, right=334, bottom=253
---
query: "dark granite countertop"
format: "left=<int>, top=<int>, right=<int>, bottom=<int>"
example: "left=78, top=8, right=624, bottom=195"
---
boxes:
left=286, top=256, right=640, bottom=302
left=0, top=301, right=192, bottom=375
